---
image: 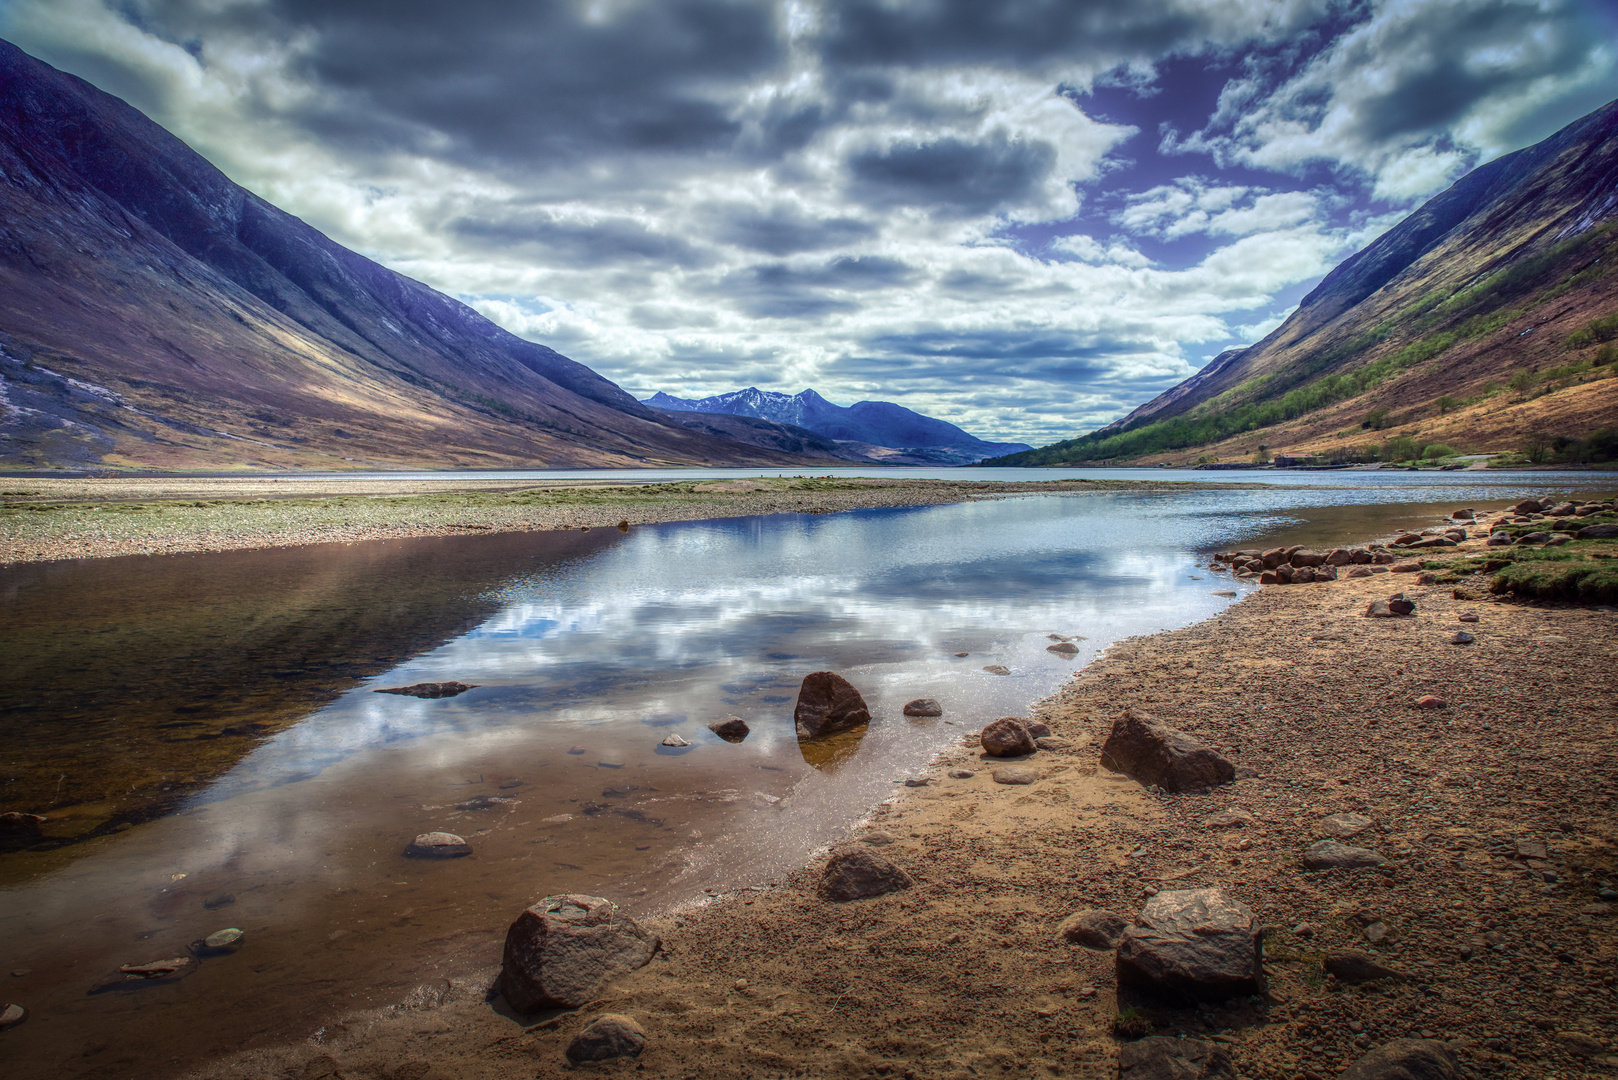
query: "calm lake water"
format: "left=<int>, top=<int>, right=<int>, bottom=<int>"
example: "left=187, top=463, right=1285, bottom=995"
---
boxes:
left=0, top=470, right=1612, bottom=1077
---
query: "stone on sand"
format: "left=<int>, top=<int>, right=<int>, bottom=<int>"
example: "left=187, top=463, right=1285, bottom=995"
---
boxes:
left=1323, top=951, right=1404, bottom=984
left=991, top=764, right=1039, bottom=785
left=1318, top=812, right=1374, bottom=838
left=817, top=849, right=912, bottom=902
left=404, top=832, right=471, bottom=858
left=1117, top=1036, right=1236, bottom=1080
left=497, top=895, right=659, bottom=1012
left=1339, top=1038, right=1462, bottom=1080
left=1057, top=909, right=1127, bottom=949
left=979, top=717, right=1035, bottom=757
left=1099, top=709, right=1234, bottom=793
left=1115, top=887, right=1264, bottom=1001
left=565, top=1014, right=647, bottom=1063
left=1304, top=840, right=1387, bottom=869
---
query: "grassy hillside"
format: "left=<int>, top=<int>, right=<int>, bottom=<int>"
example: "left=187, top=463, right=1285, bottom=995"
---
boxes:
left=990, top=100, right=1618, bottom=469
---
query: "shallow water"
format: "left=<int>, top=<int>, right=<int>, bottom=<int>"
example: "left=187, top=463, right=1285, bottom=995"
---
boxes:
left=0, top=474, right=1612, bottom=1078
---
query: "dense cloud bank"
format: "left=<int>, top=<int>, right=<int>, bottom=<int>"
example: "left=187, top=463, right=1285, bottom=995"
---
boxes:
left=4, top=0, right=1614, bottom=443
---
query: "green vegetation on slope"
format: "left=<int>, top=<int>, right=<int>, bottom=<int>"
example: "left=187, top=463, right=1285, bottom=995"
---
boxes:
left=988, top=222, right=1618, bottom=466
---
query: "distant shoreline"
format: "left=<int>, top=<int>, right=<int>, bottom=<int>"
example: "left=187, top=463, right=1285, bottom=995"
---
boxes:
left=0, top=474, right=1262, bottom=566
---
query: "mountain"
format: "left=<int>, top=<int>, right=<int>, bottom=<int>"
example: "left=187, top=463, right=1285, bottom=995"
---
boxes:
left=0, top=40, right=842, bottom=471
left=991, top=98, right=1618, bottom=467
left=645, top=388, right=1032, bottom=464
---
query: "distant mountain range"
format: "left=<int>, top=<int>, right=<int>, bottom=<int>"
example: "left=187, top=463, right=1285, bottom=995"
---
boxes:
left=992, top=97, right=1618, bottom=467
left=0, top=39, right=850, bottom=471
left=645, top=388, right=1031, bottom=465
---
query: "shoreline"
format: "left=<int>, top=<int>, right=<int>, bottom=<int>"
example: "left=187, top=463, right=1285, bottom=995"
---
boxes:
left=179, top=500, right=1618, bottom=1080
left=0, top=475, right=1259, bottom=566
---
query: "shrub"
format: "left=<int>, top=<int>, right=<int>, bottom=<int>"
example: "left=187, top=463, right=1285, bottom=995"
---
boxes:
left=1435, top=395, right=1458, bottom=415
left=1362, top=406, right=1391, bottom=430
left=1509, top=369, right=1535, bottom=391
left=1381, top=434, right=1420, bottom=461
left=1422, top=443, right=1458, bottom=459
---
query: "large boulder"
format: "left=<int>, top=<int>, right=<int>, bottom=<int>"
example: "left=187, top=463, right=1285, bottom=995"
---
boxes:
left=1578, top=523, right=1618, bottom=539
left=1339, top=1039, right=1463, bottom=1080
left=1099, top=709, right=1234, bottom=792
left=1115, top=888, right=1263, bottom=1002
left=1289, top=549, right=1324, bottom=567
left=980, top=717, right=1036, bottom=757
left=793, top=671, right=871, bottom=739
left=497, top=895, right=659, bottom=1012
left=818, top=848, right=912, bottom=901
left=565, top=1014, right=647, bottom=1063
left=1117, top=1036, right=1236, bottom=1080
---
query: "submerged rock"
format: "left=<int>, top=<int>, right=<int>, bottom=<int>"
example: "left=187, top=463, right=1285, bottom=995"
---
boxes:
left=190, top=928, right=244, bottom=956
left=0, top=1003, right=28, bottom=1030
left=901, top=698, right=943, bottom=717
left=818, top=849, right=912, bottom=902
left=1099, top=709, right=1233, bottom=793
left=981, top=664, right=1011, bottom=675
left=1046, top=642, right=1079, bottom=656
left=497, top=895, right=658, bottom=1012
left=404, top=832, right=471, bottom=858
left=793, top=671, right=871, bottom=739
left=90, top=955, right=196, bottom=993
left=373, top=681, right=477, bottom=699
left=707, top=716, right=750, bottom=742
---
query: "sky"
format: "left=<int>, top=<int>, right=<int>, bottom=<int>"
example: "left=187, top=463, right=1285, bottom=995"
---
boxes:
left=3, top=1, right=1616, bottom=445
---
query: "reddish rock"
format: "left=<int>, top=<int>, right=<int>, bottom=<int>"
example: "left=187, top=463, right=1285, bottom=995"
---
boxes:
left=566, top=1014, right=647, bottom=1063
left=980, top=717, right=1036, bottom=757
left=793, top=671, right=871, bottom=739
left=497, top=895, right=658, bottom=1012
left=818, top=849, right=912, bottom=901
left=1325, top=548, right=1353, bottom=566
left=1058, top=909, right=1128, bottom=949
left=1415, top=695, right=1447, bottom=709
left=1099, top=709, right=1233, bottom=792
left=1289, top=548, right=1325, bottom=567
left=1115, top=888, right=1263, bottom=1001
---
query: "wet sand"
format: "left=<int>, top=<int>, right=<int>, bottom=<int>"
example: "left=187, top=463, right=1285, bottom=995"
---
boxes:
left=0, top=476, right=1249, bottom=565
left=153, top=516, right=1618, bottom=1080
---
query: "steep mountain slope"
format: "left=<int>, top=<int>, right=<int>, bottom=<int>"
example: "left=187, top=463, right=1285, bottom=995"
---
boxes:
left=646, top=387, right=1031, bottom=462
left=992, top=97, right=1618, bottom=467
left=0, top=40, right=836, bottom=471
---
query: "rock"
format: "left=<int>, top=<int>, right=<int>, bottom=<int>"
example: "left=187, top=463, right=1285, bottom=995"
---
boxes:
left=1289, top=549, right=1325, bottom=567
left=1415, top=695, right=1446, bottom=709
left=90, top=956, right=196, bottom=993
left=566, top=1014, right=647, bottom=1063
left=1512, top=499, right=1545, bottom=514
left=659, top=733, right=690, bottom=747
left=982, top=664, right=1011, bottom=675
left=980, top=717, right=1036, bottom=757
left=1058, top=910, right=1128, bottom=949
left=597, top=755, right=625, bottom=769
left=793, top=671, right=871, bottom=739
left=1517, top=531, right=1552, bottom=545
left=901, top=698, right=942, bottom=717
left=1363, top=921, right=1389, bottom=942
left=0, top=1003, right=26, bottom=1030
left=1211, top=589, right=1236, bottom=597
left=1390, top=560, right=1423, bottom=573
left=1365, top=594, right=1416, bottom=617
left=902, top=776, right=930, bottom=787
left=1291, top=566, right=1318, bottom=584
left=1115, top=888, right=1264, bottom=1001
left=1452, top=509, right=1474, bottom=520
left=1347, top=566, right=1373, bottom=578
left=1545, top=532, right=1575, bottom=546
left=1456, top=611, right=1478, bottom=622
left=1415, top=571, right=1438, bottom=585
left=1449, top=631, right=1475, bottom=645
left=991, top=764, right=1039, bottom=785
left=497, top=895, right=658, bottom=1012
left=817, top=849, right=912, bottom=901
left=947, top=768, right=975, bottom=779
left=191, top=928, right=244, bottom=955
left=1260, top=547, right=1287, bottom=569
left=1046, top=641, right=1081, bottom=658
left=0, top=812, right=45, bottom=835
left=203, top=894, right=235, bottom=910
left=1393, top=533, right=1424, bottom=546
left=1577, top=523, right=1618, bottom=539
left=1319, top=812, right=1374, bottom=838
left=1323, top=951, right=1405, bottom=985
left=374, top=681, right=477, bottom=698
left=1326, top=548, right=1354, bottom=566
left=404, top=832, right=471, bottom=858
left=707, top=716, right=750, bottom=742
left=1099, top=709, right=1234, bottom=793
left=1486, top=531, right=1513, bottom=546
left=1304, top=840, right=1387, bottom=869
left=1117, top=1036, right=1236, bottom=1080
left=1555, top=1032, right=1606, bottom=1057
left=1023, top=719, right=1053, bottom=739
left=456, top=794, right=515, bottom=811
left=859, top=830, right=896, bottom=845
left=1338, top=1038, right=1462, bottom=1080
left=1514, top=838, right=1548, bottom=859
left=1205, top=808, right=1253, bottom=829
left=1033, top=736, right=1069, bottom=751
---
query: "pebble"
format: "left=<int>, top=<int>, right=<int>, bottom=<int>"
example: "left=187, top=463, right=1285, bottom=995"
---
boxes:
left=659, top=733, right=690, bottom=747
left=948, top=768, right=975, bottom=779
left=567, top=745, right=587, bottom=755
left=982, top=664, right=1011, bottom=675
left=859, top=831, right=897, bottom=846
left=404, top=832, right=471, bottom=858
left=1414, top=695, right=1447, bottom=709
left=1450, top=631, right=1476, bottom=645
left=902, top=777, right=930, bottom=787
left=0, top=1003, right=25, bottom=1030
left=991, top=765, right=1039, bottom=785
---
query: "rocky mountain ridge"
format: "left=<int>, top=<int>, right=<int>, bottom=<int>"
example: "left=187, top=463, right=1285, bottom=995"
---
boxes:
left=646, top=387, right=1031, bottom=464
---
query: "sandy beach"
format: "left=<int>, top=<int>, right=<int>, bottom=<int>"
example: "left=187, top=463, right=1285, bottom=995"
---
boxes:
left=161, top=506, right=1618, bottom=1080
left=0, top=475, right=1249, bottom=565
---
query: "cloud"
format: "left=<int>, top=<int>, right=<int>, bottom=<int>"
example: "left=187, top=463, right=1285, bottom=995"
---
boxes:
left=1, top=0, right=1613, bottom=447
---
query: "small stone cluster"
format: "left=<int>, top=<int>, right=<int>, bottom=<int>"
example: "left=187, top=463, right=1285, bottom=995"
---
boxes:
left=1479, top=497, right=1618, bottom=547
